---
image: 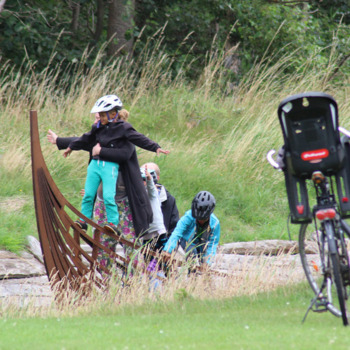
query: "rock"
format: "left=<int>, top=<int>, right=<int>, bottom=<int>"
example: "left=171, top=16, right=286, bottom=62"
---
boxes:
left=0, top=250, right=46, bottom=279
left=211, top=252, right=321, bottom=286
left=219, top=239, right=299, bottom=255
left=26, top=235, right=44, bottom=264
left=0, top=237, right=323, bottom=307
left=0, top=276, right=52, bottom=307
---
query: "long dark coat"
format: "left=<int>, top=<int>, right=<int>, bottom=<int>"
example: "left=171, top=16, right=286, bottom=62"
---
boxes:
left=56, top=121, right=160, bottom=236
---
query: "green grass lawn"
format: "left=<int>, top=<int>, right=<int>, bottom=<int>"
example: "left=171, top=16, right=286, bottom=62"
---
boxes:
left=1, top=284, right=350, bottom=350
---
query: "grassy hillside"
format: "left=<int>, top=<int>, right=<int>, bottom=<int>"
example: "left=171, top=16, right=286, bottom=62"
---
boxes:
left=0, top=45, right=349, bottom=252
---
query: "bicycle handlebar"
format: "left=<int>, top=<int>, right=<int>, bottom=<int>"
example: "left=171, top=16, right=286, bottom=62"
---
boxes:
left=266, top=149, right=281, bottom=170
left=339, top=126, right=350, bottom=138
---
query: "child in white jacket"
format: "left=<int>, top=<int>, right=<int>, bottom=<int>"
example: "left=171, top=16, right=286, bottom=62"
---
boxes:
left=140, top=164, right=167, bottom=241
left=140, top=164, right=167, bottom=274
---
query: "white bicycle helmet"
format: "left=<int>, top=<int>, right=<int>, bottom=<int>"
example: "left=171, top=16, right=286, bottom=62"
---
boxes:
left=90, top=95, right=123, bottom=113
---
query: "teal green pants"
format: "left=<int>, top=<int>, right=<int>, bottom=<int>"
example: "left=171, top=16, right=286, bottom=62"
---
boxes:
left=81, top=159, right=119, bottom=225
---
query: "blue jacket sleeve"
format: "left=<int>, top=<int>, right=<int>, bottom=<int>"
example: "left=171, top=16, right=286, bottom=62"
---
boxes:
left=203, top=217, right=220, bottom=265
left=163, top=211, right=194, bottom=253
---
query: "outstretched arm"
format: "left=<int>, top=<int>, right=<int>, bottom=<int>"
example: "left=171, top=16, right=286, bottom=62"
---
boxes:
left=156, top=148, right=170, bottom=156
left=163, top=212, right=193, bottom=254
left=124, top=122, right=170, bottom=154
left=48, top=129, right=133, bottom=164
left=203, top=220, right=220, bottom=265
left=47, top=129, right=80, bottom=151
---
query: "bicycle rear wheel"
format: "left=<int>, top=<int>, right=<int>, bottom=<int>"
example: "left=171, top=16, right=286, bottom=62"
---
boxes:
left=325, top=222, right=349, bottom=326
left=330, top=251, right=348, bottom=325
left=299, top=222, right=348, bottom=322
left=298, top=223, right=322, bottom=294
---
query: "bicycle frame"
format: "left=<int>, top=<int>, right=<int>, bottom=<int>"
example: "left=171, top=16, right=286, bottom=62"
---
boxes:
left=267, top=128, right=350, bottom=326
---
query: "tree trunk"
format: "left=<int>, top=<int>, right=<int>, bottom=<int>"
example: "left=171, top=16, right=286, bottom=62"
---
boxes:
left=93, top=0, right=105, bottom=41
left=70, top=1, right=81, bottom=32
left=0, top=0, right=6, bottom=13
left=107, top=0, right=135, bottom=57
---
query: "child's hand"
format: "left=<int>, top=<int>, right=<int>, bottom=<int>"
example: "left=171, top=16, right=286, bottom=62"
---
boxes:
left=156, top=148, right=170, bottom=156
left=63, top=148, right=72, bottom=158
left=144, top=164, right=152, bottom=180
left=94, top=113, right=100, bottom=125
left=196, top=263, right=209, bottom=273
left=92, top=143, right=101, bottom=156
left=162, top=251, right=171, bottom=259
left=80, top=189, right=85, bottom=197
left=47, top=129, right=58, bottom=145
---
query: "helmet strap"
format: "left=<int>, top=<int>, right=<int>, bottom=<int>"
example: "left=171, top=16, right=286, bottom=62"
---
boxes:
left=107, top=111, right=118, bottom=123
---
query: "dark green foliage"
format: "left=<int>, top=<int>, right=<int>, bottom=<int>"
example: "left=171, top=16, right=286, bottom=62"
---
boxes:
left=0, top=1, right=102, bottom=72
left=311, top=0, right=350, bottom=24
left=0, top=0, right=349, bottom=81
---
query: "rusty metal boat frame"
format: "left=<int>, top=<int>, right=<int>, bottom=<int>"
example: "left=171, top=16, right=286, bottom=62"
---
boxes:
left=30, top=110, right=165, bottom=291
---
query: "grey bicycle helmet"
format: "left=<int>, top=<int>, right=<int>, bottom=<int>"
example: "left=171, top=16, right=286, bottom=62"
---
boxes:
left=90, top=95, right=123, bottom=113
left=191, top=191, right=216, bottom=220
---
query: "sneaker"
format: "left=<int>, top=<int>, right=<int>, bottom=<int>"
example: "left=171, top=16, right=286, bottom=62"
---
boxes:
left=104, top=223, right=119, bottom=235
left=75, top=220, right=87, bottom=231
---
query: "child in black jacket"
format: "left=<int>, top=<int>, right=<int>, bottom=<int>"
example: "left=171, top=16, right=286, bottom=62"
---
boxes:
left=63, top=94, right=169, bottom=233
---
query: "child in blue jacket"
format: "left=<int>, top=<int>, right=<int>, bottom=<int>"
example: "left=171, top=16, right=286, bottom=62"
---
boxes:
left=163, top=191, right=220, bottom=270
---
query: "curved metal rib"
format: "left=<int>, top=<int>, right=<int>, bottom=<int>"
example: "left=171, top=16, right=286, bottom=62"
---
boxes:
left=30, top=110, right=131, bottom=291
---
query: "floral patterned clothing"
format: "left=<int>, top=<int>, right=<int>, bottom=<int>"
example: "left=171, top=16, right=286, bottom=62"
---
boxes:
left=93, top=196, right=137, bottom=270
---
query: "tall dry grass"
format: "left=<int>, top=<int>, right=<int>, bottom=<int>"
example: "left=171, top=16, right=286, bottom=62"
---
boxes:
left=0, top=251, right=306, bottom=319
left=1, top=33, right=349, bottom=180
left=0, top=30, right=349, bottom=246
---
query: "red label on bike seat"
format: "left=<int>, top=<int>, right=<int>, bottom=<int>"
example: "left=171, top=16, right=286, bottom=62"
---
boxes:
left=301, top=149, right=329, bottom=161
left=296, top=205, right=304, bottom=214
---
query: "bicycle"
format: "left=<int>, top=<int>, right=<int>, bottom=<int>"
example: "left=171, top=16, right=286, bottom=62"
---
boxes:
left=267, top=92, right=350, bottom=326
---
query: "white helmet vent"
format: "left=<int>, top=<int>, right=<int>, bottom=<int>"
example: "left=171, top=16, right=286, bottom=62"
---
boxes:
left=90, top=95, right=123, bottom=113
